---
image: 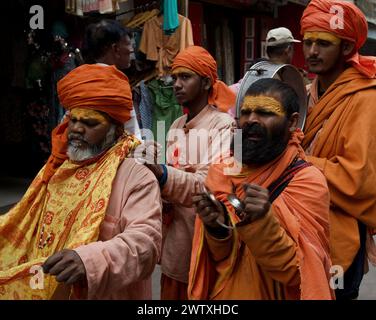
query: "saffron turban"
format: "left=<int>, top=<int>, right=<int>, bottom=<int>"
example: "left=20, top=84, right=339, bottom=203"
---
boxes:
left=43, top=64, right=133, bottom=183
left=300, top=0, right=376, bottom=78
left=58, top=64, right=133, bottom=123
left=171, top=46, right=236, bottom=112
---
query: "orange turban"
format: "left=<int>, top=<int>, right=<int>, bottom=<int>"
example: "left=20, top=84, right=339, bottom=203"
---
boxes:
left=171, top=46, right=236, bottom=112
left=43, top=64, right=133, bottom=183
left=300, top=0, right=376, bottom=78
left=58, top=64, right=133, bottom=123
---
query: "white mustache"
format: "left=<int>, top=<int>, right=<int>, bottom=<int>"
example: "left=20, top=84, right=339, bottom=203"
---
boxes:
left=68, top=134, right=87, bottom=144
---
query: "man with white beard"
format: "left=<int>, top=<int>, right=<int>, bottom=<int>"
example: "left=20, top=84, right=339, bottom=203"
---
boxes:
left=0, top=64, right=162, bottom=300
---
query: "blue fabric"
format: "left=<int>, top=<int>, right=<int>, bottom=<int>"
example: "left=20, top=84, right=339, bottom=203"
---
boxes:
left=139, top=80, right=153, bottom=130
left=163, top=0, right=179, bottom=35
left=159, top=164, right=168, bottom=187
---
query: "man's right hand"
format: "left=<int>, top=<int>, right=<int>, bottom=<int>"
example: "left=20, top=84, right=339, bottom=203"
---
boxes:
left=192, top=193, right=226, bottom=230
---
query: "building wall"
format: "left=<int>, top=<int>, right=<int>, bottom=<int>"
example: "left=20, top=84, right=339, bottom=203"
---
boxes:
left=356, top=0, right=376, bottom=26
left=277, top=2, right=305, bottom=69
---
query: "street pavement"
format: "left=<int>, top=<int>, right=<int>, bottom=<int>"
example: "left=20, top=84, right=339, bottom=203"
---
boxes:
left=359, top=261, right=376, bottom=299
left=151, top=261, right=376, bottom=300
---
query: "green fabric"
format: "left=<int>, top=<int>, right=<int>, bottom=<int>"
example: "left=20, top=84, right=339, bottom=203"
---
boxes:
left=147, top=79, right=182, bottom=141
left=162, top=0, right=179, bottom=35
left=25, top=56, right=49, bottom=89
left=51, top=21, right=68, bottom=38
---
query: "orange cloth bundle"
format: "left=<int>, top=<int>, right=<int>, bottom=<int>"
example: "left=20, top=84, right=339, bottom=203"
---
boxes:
left=171, top=46, right=236, bottom=112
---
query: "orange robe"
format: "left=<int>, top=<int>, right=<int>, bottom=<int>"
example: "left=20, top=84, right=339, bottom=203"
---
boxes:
left=303, top=67, right=376, bottom=272
left=189, top=131, right=334, bottom=300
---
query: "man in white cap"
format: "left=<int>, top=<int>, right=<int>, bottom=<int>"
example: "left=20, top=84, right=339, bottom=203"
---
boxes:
left=227, top=27, right=302, bottom=118
left=266, top=27, right=301, bottom=65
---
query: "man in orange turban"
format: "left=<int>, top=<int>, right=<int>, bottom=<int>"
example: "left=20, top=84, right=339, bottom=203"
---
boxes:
left=300, top=0, right=376, bottom=299
left=0, top=64, right=162, bottom=300
left=145, top=46, right=236, bottom=299
left=190, top=78, right=333, bottom=300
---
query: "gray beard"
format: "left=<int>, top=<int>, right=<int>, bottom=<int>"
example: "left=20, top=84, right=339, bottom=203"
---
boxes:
left=67, top=124, right=117, bottom=162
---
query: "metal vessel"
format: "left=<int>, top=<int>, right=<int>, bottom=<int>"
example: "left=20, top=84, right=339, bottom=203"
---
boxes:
left=235, top=61, right=307, bottom=130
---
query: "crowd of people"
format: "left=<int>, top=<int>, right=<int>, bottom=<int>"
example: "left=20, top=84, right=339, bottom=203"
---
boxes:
left=0, top=0, right=376, bottom=300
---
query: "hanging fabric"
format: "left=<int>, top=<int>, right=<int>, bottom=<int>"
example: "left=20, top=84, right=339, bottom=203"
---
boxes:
left=139, top=14, right=194, bottom=76
left=162, top=0, right=179, bottom=35
left=65, top=0, right=128, bottom=16
left=147, top=79, right=183, bottom=139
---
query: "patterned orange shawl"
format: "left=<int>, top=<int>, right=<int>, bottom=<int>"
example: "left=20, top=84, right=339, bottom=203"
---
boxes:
left=0, top=135, right=139, bottom=299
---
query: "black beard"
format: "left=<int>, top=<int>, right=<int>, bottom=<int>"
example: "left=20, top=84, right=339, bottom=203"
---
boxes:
left=231, top=122, right=289, bottom=166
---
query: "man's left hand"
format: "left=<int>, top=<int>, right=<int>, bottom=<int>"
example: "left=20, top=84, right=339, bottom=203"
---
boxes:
left=42, top=249, right=86, bottom=285
left=238, top=184, right=271, bottom=225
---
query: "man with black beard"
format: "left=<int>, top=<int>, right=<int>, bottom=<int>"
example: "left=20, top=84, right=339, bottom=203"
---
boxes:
left=189, top=78, right=334, bottom=300
left=236, top=102, right=291, bottom=167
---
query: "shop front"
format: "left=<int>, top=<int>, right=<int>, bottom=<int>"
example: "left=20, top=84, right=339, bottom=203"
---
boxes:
left=187, top=0, right=307, bottom=85
left=0, top=0, right=193, bottom=178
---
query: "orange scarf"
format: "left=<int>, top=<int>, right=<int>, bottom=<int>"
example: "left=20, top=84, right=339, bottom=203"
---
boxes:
left=171, top=46, right=236, bottom=112
left=303, top=67, right=376, bottom=270
left=0, top=135, right=139, bottom=299
left=189, top=131, right=334, bottom=299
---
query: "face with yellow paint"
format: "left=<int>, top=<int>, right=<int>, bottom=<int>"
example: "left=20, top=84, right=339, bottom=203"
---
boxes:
left=67, top=108, right=118, bottom=161
left=302, top=32, right=343, bottom=75
left=236, top=94, right=290, bottom=165
left=232, top=79, right=299, bottom=166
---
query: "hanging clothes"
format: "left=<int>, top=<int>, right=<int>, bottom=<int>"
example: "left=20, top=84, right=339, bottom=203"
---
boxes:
left=65, top=0, right=128, bottom=16
left=163, top=0, right=179, bottom=35
left=147, top=79, right=182, bottom=140
left=139, top=14, right=194, bottom=77
left=139, top=80, right=154, bottom=131
left=125, top=9, right=160, bottom=29
left=132, top=86, right=142, bottom=130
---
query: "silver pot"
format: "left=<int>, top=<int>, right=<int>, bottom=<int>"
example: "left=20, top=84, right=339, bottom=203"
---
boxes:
left=235, top=61, right=307, bottom=130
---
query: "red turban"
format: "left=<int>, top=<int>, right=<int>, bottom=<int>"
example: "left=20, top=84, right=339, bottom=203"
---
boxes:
left=300, top=0, right=376, bottom=78
left=58, top=64, right=133, bottom=123
left=43, top=64, right=133, bottom=183
left=171, top=46, right=236, bottom=112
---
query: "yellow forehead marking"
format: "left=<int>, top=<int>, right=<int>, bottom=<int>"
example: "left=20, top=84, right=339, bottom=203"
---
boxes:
left=70, top=108, right=110, bottom=124
left=171, top=67, right=198, bottom=76
left=241, top=96, right=285, bottom=117
left=303, top=32, right=341, bottom=45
